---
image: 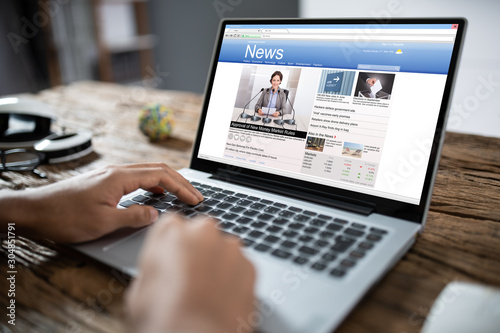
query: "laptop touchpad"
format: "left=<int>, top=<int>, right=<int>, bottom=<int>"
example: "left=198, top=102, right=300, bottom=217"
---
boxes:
left=102, top=227, right=149, bottom=267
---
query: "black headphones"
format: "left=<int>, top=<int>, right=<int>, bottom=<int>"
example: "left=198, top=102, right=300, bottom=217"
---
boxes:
left=0, top=97, right=93, bottom=163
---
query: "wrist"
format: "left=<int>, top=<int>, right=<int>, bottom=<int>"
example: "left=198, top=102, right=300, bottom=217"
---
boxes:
left=0, top=189, right=43, bottom=237
left=135, top=311, right=228, bottom=333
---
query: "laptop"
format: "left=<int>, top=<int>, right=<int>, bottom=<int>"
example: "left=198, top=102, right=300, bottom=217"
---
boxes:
left=75, top=18, right=466, bottom=333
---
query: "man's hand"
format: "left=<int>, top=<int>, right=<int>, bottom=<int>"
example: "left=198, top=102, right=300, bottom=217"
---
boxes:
left=126, top=215, right=256, bottom=333
left=0, top=163, right=203, bottom=243
left=366, top=78, right=377, bottom=86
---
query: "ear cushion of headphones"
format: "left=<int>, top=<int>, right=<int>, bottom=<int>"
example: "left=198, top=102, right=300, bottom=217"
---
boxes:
left=34, top=130, right=93, bottom=164
left=0, top=114, right=53, bottom=145
left=0, top=114, right=8, bottom=134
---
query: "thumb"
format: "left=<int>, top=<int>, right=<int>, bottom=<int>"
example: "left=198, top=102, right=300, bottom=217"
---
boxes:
left=110, top=205, right=159, bottom=229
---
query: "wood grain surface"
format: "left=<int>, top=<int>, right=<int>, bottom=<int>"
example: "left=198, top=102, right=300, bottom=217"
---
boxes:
left=1, top=81, right=499, bottom=333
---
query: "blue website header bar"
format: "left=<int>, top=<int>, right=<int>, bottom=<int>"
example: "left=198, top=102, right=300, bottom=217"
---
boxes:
left=218, top=39, right=455, bottom=75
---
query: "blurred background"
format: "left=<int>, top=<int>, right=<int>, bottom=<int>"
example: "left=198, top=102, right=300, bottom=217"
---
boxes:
left=0, top=0, right=498, bottom=137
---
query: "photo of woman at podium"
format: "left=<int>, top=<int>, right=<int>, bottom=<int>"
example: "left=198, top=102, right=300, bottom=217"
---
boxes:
left=230, top=65, right=314, bottom=134
left=255, top=70, right=287, bottom=117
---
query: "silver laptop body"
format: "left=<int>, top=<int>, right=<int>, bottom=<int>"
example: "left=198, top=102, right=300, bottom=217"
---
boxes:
left=75, top=18, right=466, bottom=333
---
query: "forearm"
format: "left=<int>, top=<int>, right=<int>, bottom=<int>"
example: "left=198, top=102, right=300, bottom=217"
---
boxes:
left=0, top=189, right=40, bottom=237
left=255, top=93, right=265, bottom=111
left=254, top=100, right=262, bottom=111
left=359, top=72, right=368, bottom=82
left=281, top=92, right=288, bottom=111
left=133, top=312, right=228, bottom=333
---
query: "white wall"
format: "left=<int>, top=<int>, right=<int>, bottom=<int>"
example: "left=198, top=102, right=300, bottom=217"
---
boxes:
left=299, top=0, right=500, bottom=138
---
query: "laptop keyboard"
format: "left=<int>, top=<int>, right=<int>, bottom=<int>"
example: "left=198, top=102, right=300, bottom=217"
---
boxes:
left=120, top=182, right=388, bottom=279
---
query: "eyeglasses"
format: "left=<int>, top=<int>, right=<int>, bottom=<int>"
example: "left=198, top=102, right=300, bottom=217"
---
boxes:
left=0, top=149, right=47, bottom=178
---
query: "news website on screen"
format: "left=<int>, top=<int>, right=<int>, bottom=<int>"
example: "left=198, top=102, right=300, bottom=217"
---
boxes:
left=198, top=23, right=459, bottom=204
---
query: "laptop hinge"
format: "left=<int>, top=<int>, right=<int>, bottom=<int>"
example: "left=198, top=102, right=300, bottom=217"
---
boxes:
left=211, top=169, right=375, bottom=216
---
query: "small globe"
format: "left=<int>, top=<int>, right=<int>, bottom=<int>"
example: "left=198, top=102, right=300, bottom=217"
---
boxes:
left=138, top=104, right=175, bottom=141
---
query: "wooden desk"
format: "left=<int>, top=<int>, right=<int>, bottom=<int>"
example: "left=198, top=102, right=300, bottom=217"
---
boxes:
left=1, top=81, right=499, bottom=332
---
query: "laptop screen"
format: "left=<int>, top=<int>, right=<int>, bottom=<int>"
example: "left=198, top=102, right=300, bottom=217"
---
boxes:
left=196, top=21, right=462, bottom=206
